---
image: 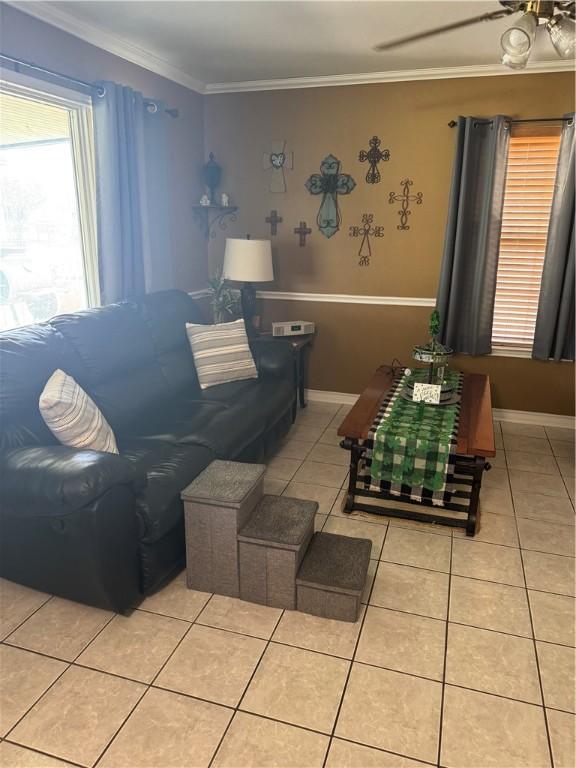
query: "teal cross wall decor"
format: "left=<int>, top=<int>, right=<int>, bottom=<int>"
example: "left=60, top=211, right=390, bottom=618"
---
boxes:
left=305, top=154, right=356, bottom=238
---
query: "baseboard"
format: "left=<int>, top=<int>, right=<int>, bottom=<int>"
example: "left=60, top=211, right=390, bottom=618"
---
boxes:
left=306, top=389, right=575, bottom=428
left=491, top=409, right=575, bottom=429
left=306, top=389, right=359, bottom=406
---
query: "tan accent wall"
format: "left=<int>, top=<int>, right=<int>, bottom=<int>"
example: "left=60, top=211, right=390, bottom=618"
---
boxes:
left=261, top=300, right=574, bottom=415
left=205, top=72, right=575, bottom=414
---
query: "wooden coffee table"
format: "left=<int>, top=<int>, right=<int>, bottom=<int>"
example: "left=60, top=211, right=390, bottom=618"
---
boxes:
left=337, top=368, right=496, bottom=536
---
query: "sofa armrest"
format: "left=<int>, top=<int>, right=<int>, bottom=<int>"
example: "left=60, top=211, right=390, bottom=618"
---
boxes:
left=250, top=339, right=294, bottom=381
left=0, top=446, right=144, bottom=517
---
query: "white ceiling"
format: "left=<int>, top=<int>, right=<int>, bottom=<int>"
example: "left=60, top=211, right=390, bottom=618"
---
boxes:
left=14, top=1, right=573, bottom=92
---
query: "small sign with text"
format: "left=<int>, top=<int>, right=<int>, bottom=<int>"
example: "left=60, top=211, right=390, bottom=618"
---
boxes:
left=412, top=383, right=441, bottom=405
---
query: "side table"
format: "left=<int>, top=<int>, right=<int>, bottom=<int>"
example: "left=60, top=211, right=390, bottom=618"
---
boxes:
left=257, top=333, right=314, bottom=419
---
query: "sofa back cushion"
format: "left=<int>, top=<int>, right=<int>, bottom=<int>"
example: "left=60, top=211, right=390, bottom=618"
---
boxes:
left=0, top=323, right=69, bottom=450
left=50, top=302, right=171, bottom=433
left=136, top=290, right=205, bottom=396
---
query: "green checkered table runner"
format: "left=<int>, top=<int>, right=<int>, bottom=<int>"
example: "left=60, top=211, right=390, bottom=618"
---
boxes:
left=368, top=369, right=462, bottom=503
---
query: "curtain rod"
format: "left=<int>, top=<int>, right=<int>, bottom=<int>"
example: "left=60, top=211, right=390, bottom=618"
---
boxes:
left=448, top=116, right=572, bottom=127
left=0, top=53, right=179, bottom=117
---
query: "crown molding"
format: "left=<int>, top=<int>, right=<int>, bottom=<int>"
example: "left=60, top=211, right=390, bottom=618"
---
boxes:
left=256, top=290, right=435, bottom=307
left=8, top=1, right=206, bottom=93
left=8, top=2, right=573, bottom=97
left=205, top=59, right=574, bottom=94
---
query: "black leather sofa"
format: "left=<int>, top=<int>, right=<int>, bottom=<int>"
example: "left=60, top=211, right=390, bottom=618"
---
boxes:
left=0, top=290, right=294, bottom=612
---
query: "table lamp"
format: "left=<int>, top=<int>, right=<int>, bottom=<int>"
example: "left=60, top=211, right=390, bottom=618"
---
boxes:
left=222, top=237, right=274, bottom=334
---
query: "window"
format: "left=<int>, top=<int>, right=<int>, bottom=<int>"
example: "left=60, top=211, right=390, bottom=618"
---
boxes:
left=0, top=75, right=98, bottom=332
left=492, top=126, right=562, bottom=351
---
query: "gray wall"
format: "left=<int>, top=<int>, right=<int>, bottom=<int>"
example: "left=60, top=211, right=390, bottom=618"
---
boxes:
left=0, top=3, right=208, bottom=291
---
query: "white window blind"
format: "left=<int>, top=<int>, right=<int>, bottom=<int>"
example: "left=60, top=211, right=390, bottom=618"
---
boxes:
left=492, top=128, right=562, bottom=350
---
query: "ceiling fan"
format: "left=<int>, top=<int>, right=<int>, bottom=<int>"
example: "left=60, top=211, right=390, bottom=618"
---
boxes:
left=373, top=1, right=576, bottom=69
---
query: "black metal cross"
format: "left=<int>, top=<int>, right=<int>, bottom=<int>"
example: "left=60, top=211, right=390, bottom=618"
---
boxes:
left=349, top=213, right=384, bottom=266
left=294, top=221, right=312, bottom=247
left=389, top=179, right=423, bottom=230
left=265, top=209, right=283, bottom=236
left=359, top=136, right=390, bottom=184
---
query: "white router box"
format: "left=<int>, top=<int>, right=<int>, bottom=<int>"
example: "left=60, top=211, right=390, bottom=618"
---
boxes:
left=272, top=321, right=315, bottom=337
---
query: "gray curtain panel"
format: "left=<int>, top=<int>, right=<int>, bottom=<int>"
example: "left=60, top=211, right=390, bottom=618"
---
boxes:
left=532, top=115, right=575, bottom=362
left=437, top=116, right=510, bottom=355
left=92, top=82, right=173, bottom=303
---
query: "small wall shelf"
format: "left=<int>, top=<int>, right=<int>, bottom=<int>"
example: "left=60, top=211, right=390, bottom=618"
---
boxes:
left=192, top=204, right=238, bottom=239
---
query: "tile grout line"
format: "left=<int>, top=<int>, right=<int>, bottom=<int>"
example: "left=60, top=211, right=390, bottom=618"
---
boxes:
left=327, top=735, right=438, bottom=768
left=3, top=607, right=119, bottom=766
left=435, top=532, right=454, bottom=767
left=507, top=438, right=556, bottom=768
left=1, top=593, right=53, bottom=644
left=8, top=627, right=572, bottom=718
left=206, top=607, right=286, bottom=768
left=1, top=739, right=86, bottom=768
left=92, top=592, right=217, bottom=768
left=320, top=521, right=391, bottom=768
left=548, top=428, right=576, bottom=512
left=2, top=418, right=573, bottom=766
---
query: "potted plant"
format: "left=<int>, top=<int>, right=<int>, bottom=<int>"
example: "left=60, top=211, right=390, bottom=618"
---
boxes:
left=208, top=274, right=239, bottom=324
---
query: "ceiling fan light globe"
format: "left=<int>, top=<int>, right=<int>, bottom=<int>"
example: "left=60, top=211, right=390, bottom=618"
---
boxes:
left=501, top=51, right=530, bottom=69
left=547, top=16, right=576, bottom=59
left=501, top=11, right=537, bottom=54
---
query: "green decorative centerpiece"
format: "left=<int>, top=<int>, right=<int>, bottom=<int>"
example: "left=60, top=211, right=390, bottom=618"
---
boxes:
left=413, top=309, right=453, bottom=384
left=402, top=310, right=459, bottom=406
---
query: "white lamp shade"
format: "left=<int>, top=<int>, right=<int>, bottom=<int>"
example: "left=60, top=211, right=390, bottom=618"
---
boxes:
left=222, top=238, right=274, bottom=283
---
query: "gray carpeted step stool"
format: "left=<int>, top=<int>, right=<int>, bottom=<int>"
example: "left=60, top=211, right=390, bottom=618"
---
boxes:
left=182, top=460, right=265, bottom=597
left=238, top=495, right=317, bottom=610
left=296, top=531, right=371, bottom=622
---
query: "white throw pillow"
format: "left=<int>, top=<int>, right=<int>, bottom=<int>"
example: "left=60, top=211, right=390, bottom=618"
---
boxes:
left=186, top=319, right=258, bottom=390
left=39, top=369, right=119, bottom=453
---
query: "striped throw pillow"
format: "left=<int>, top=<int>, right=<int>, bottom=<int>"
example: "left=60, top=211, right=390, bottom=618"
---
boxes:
left=39, top=369, right=119, bottom=453
left=186, top=319, right=258, bottom=390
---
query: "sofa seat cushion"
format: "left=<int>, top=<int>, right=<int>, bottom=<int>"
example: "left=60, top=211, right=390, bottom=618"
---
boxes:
left=122, top=440, right=214, bottom=544
left=187, top=403, right=268, bottom=459
left=120, top=400, right=227, bottom=445
left=201, top=378, right=294, bottom=430
left=122, top=394, right=271, bottom=460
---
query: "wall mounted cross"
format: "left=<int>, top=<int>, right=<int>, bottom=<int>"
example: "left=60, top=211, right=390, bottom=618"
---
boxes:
left=263, top=140, right=294, bottom=193
left=358, top=136, right=390, bottom=184
left=389, top=179, right=423, bottom=230
left=305, top=154, right=356, bottom=238
left=349, top=213, right=384, bottom=266
left=294, top=221, right=312, bottom=247
left=265, top=209, right=283, bottom=236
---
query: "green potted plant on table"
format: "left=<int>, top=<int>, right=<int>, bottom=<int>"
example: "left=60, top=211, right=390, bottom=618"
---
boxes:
left=208, top=275, right=239, bottom=324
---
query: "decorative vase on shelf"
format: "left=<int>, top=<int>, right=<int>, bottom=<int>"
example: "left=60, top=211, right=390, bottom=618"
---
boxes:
left=202, top=153, right=222, bottom=204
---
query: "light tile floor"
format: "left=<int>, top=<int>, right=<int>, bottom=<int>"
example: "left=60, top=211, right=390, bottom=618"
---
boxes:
left=0, top=403, right=574, bottom=768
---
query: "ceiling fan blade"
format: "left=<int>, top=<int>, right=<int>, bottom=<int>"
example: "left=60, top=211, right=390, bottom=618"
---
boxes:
left=373, top=8, right=517, bottom=52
